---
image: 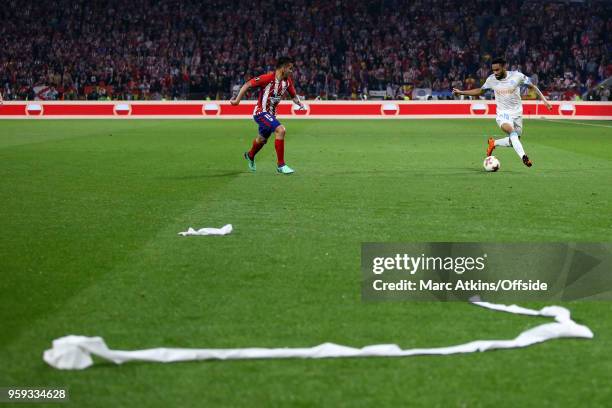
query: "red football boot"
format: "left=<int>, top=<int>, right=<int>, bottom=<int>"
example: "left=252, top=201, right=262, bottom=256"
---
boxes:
left=486, top=137, right=495, bottom=156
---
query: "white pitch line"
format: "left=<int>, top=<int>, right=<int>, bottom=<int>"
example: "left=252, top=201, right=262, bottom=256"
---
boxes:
left=535, top=119, right=612, bottom=129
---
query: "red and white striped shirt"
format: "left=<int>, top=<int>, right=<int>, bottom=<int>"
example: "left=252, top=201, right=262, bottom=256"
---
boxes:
left=249, top=73, right=296, bottom=116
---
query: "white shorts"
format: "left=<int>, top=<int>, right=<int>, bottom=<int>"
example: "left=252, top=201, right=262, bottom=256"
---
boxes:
left=496, top=112, right=523, bottom=135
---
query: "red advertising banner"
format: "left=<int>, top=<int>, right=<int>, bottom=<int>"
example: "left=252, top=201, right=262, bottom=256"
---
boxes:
left=1, top=101, right=610, bottom=120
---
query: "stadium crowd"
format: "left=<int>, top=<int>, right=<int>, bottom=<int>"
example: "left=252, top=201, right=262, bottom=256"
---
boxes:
left=0, top=0, right=610, bottom=101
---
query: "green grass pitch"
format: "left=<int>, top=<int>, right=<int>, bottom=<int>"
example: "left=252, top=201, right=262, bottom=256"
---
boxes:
left=1, top=119, right=611, bottom=407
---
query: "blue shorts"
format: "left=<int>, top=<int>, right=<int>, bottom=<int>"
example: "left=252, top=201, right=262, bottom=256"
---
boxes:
left=253, top=112, right=281, bottom=139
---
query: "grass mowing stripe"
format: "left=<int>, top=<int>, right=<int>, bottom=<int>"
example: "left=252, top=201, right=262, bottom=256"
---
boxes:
left=1, top=119, right=611, bottom=407
left=0, top=121, right=244, bottom=347
left=534, top=119, right=612, bottom=128
left=0, top=120, right=165, bottom=149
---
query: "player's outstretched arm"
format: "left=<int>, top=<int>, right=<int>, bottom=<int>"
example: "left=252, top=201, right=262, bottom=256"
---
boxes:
left=230, top=82, right=251, bottom=106
left=292, top=95, right=305, bottom=110
left=286, top=80, right=304, bottom=110
left=452, top=87, right=484, bottom=97
left=528, top=84, right=552, bottom=110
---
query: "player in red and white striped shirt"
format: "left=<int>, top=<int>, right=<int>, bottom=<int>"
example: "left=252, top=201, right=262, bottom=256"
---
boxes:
left=230, top=57, right=305, bottom=174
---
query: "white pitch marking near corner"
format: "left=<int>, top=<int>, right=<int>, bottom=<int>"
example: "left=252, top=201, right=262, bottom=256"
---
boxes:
left=535, top=119, right=612, bottom=128
left=43, top=300, right=593, bottom=370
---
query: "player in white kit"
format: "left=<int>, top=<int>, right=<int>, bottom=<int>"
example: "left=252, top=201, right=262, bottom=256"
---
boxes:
left=453, top=57, right=552, bottom=167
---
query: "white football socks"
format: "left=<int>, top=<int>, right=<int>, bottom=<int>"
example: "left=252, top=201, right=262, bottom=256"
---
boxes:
left=509, top=131, right=526, bottom=158
left=494, top=137, right=511, bottom=147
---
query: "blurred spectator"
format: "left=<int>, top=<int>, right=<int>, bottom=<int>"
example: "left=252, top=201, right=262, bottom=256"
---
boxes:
left=0, top=0, right=610, bottom=101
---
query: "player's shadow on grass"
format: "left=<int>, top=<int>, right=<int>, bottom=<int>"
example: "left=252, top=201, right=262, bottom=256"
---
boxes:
left=325, top=167, right=521, bottom=176
left=160, top=171, right=244, bottom=180
left=462, top=167, right=520, bottom=174
left=440, top=167, right=523, bottom=175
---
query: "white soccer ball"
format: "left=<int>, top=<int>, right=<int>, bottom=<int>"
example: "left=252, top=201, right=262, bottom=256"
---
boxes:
left=483, top=156, right=500, bottom=172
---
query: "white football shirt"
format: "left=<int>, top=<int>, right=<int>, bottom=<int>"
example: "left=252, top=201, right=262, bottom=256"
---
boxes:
left=481, top=71, right=532, bottom=115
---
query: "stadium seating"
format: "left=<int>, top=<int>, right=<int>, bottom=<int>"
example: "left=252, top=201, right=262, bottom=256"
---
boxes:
left=0, top=0, right=610, bottom=101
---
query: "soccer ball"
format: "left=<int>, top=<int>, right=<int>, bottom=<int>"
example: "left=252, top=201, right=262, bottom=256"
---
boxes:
left=483, top=156, right=500, bottom=172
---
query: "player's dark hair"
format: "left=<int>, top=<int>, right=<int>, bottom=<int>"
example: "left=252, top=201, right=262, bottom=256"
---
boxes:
left=491, top=57, right=506, bottom=66
left=276, top=57, right=294, bottom=68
